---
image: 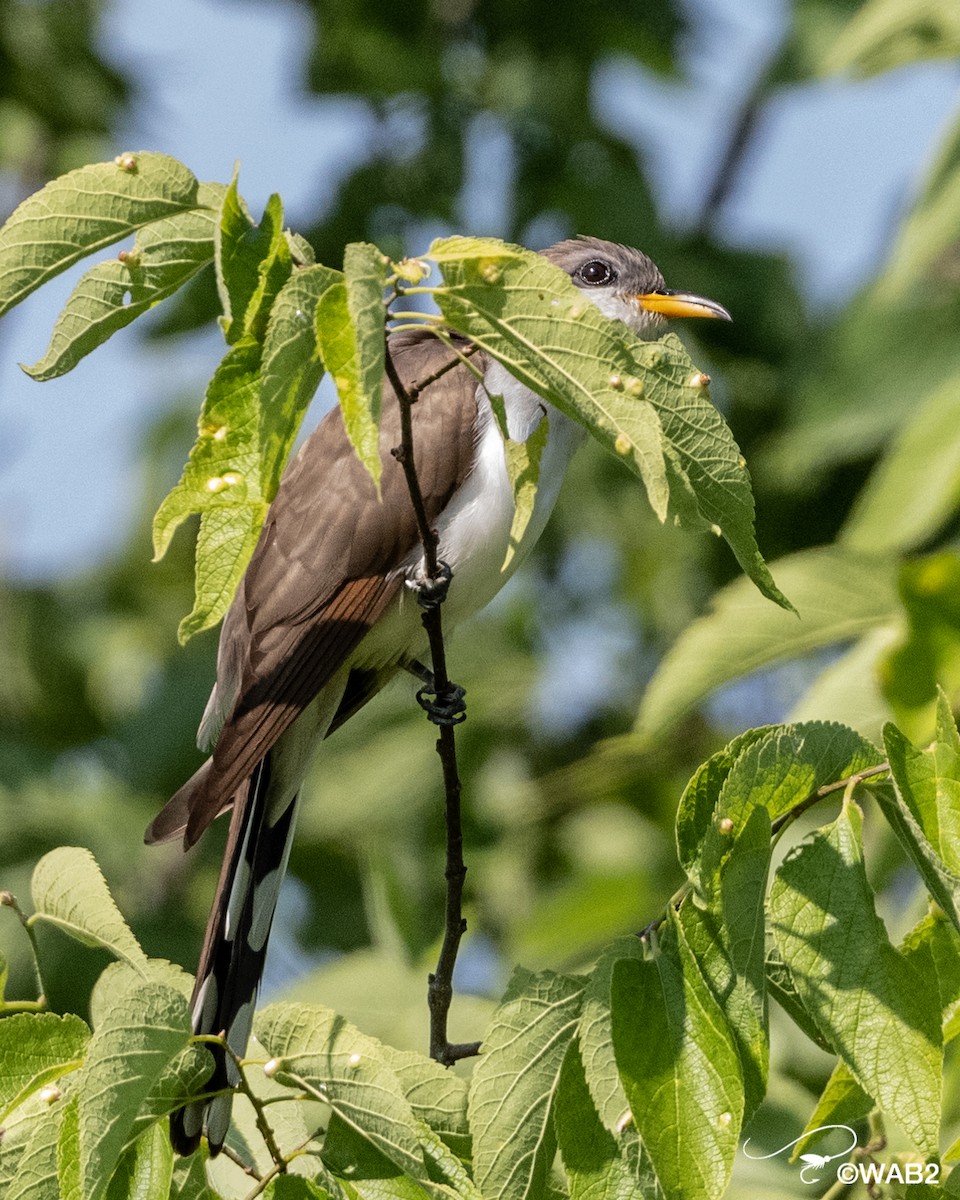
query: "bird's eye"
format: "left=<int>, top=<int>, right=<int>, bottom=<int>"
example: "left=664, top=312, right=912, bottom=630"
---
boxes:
left=577, top=259, right=615, bottom=286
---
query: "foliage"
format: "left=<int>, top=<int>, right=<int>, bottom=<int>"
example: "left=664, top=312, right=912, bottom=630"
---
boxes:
left=2, top=1, right=960, bottom=1199
left=2, top=705, right=960, bottom=1198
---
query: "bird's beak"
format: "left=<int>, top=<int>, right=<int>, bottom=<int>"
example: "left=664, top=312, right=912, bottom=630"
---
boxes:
left=634, top=289, right=732, bottom=322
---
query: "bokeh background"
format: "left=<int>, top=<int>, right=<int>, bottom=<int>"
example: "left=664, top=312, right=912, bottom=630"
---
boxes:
left=2, top=2, right=959, bottom=1194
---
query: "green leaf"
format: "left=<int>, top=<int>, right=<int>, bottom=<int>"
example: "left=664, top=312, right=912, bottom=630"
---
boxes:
left=30, top=846, right=148, bottom=968
left=905, top=907, right=960, bottom=1041
left=801, top=905, right=960, bottom=1140
left=612, top=917, right=743, bottom=1200
left=636, top=546, right=898, bottom=743
left=677, top=804, right=771, bottom=1123
left=0, top=152, right=204, bottom=319
left=255, top=1002, right=428, bottom=1183
left=103, top=1123, right=174, bottom=1200
left=823, top=0, right=960, bottom=77
left=321, top=1114, right=432, bottom=1200
left=170, top=1149, right=221, bottom=1200
left=468, top=968, right=585, bottom=1200
left=686, top=721, right=883, bottom=896
left=555, top=1039, right=662, bottom=1200
left=489, top=394, right=550, bottom=571
left=770, top=799, right=942, bottom=1155
left=265, top=1180, right=336, bottom=1200
left=89, top=958, right=194, bottom=1028
left=378, top=1046, right=470, bottom=1157
left=428, top=236, right=788, bottom=610
left=315, top=242, right=387, bottom=490
left=675, top=727, right=773, bottom=878
left=23, top=182, right=226, bottom=381
left=58, top=1092, right=82, bottom=1200
left=800, top=1060, right=873, bottom=1143
left=886, top=691, right=960, bottom=872
left=73, top=980, right=191, bottom=1200
left=577, top=936, right=645, bottom=1132
left=0, top=1011, right=89, bottom=1122
left=411, top=1117, right=483, bottom=1200
left=215, top=172, right=292, bottom=344
left=6, top=1086, right=68, bottom=1200
left=880, top=693, right=960, bottom=930
left=259, top=264, right=341, bottom=499
left=881, top=553, right=960, bottom=738
left=842, top=375, right=960, bottom=555
left=764, top=945, right=833, bottom=1053
left=152, top=337, right=268, bottom=641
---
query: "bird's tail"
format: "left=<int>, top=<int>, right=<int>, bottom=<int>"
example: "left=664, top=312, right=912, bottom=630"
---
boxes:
left=171, top=752, right=299, bottom=1157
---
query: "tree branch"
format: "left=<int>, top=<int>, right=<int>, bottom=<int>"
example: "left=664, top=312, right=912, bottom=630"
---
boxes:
left=384, top=332, right=481, bottom=1066
left=639, top=761, right=891, bottom=941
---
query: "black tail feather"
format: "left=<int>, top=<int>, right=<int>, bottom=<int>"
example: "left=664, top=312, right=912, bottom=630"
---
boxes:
left=171, top=753, right=299, bottom=1156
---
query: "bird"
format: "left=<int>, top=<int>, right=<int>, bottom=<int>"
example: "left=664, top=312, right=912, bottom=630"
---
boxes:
left=145, top=236, right=731, bottom=1155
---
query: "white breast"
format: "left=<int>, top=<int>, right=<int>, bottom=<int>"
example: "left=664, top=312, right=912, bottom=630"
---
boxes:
left=422, top=369, right=586, bottom=627
left=355, top=371, right=586, bottom=672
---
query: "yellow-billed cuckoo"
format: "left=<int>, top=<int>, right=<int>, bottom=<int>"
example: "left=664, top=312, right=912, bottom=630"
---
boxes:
left=145, top=237, right=730, bottom=1155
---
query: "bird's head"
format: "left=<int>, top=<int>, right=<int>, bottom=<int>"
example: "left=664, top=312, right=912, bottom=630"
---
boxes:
left=542, top=236, right=731, bottom=337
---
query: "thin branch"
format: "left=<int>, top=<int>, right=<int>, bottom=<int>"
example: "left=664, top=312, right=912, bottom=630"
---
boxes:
left=221, top=1143, right=262, bottom=1182
left=242, top=1136, right=316, bottom=1200
left=768, top=763, right=890, bottom=837
left=205, top=1036, right=287, bottom=1174
left=383, top=329, right=481, bottom=1067
left=0, top=890, right=47, bottom=1006
left=639, top=761, right=892, bottom=940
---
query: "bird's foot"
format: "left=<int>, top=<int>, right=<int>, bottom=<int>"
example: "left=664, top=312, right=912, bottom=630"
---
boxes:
left=416, top=677, right=467, bottom=727
left=409, top=560, right=453, bottom=610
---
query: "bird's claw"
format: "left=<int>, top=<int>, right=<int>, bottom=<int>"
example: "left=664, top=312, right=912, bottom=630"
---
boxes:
left=410, top=560, right=453, bottom=610
left=417, top=681, right=467, bottom=726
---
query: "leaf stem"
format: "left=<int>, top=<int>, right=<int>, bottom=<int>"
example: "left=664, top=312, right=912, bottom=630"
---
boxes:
left=213, top=1036, right=287, bottom=1173
left=640, top=761, right=892, bottom=939
left=0, top=890, right=47, bottom=1005
left=242, top=1137, right=315, bottom=1200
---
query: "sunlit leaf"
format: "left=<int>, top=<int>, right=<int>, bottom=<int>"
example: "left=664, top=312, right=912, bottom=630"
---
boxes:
left=0, top=1012, right=88, bottom=1123
left=612, top=917, right=743, bottom=1200
left=30, top=846, right=148, bottom=968
left=469, top=969, right=585, bottom=1200
left=555, top=1039, right=662, bottom=1200
left=152, top=337, right=268, bottom=641
left=824, top=0, right=960, bottom=76
left=23, top=183, right=225, bottom=381
left=770, top=799, right=942, bottom=1155
left=315, top=241, right=387, bottom=489
left=215, top=173, right=292, bottom=345
left=73, top=981, right=191, bottom=1200
left=259, top=264, right=341, bottom=499
left=255, top=1002, right=428, bottom=1183
left=428, top=236, right=788, bottom=609
left=0, top=152, right=204, bottom=318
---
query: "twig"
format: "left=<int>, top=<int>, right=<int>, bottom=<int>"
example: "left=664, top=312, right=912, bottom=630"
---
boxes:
left=201, top=1036, right=287, bottom=1173
left=639, top=761, right=892, bottom=939
left=220, top=1143, right=262, bottom=1182
left=242, top=1136, right=316, bottom=1200
left=383, top=330, right=481, bottom=1066
left=768, top=763, right=890, bottom=837
left=0, top=890, right=47, bottom=1006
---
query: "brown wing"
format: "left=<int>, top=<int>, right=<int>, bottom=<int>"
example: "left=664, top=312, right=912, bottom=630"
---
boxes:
left=149, top=331, right=483, bottom=847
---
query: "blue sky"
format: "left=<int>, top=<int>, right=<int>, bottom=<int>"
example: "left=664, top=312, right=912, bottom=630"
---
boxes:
left=0, top=0, right=957, bottom=580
